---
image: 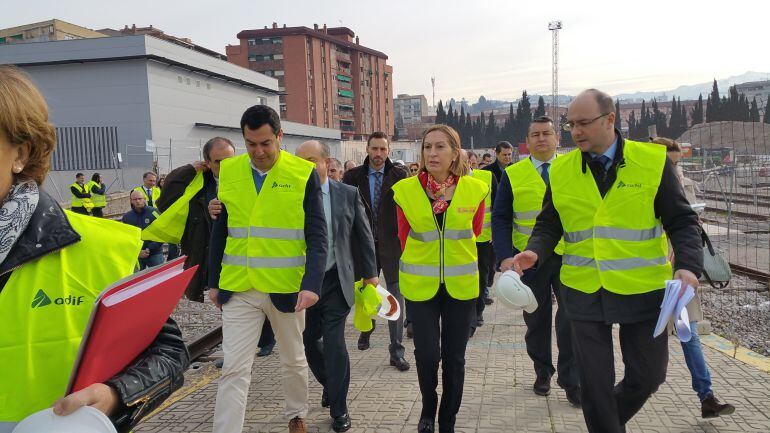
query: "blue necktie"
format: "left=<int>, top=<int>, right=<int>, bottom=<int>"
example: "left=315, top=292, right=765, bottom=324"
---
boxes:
left=540, top=162, right=550, bottom=185
left=372, top=172, right=383, bottom=227
left=594, top=155, right=611, bottom=171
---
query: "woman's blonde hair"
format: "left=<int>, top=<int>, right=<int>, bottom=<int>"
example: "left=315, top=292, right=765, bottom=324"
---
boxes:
left=419, top=124, right=468, bottom=177
left=651, top=137, right=681, bottom=153
left=0, top=66, right=57, bottom=184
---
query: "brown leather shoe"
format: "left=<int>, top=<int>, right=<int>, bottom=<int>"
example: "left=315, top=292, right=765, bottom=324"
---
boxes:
left=701, top=395, right=735, bottom=418
left=288, top=416, right=307, bottom=433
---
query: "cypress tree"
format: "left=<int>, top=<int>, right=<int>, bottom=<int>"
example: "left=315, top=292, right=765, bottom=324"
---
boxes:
left=534, top=96, right=546, bottom=118
left=436, top=100, right=446, bottom=124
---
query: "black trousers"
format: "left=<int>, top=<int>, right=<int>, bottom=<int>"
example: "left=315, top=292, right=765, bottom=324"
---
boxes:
left=70, top=206, right=89, bottom=215
left=303, top=267, right=351, bottom=417
left=521, top=255, right=578, bottom=389
left=475, top=242, right=492, bottom=322
left=407, top=284, right=475, bottom=432
left=91, top=207, right=104, bottom=217
left=571, top=318, right=668, bottom=433
left=258, top=319, right=274, bottom=348
left=361, top=243, right=405, bottom=359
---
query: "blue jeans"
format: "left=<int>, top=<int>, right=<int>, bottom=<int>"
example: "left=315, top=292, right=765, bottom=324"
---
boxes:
left=139, top=253, right=165, bottom=270
left=680, top=321, right=713, bottom=401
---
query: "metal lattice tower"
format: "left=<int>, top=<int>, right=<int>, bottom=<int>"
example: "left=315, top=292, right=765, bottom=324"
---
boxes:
left=548, top=21, right=562, bottom=121
left=431, top=76, right=436, bottom=108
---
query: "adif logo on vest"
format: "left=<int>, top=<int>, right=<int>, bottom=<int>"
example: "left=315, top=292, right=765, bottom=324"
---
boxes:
left=31, top=289, right=84, bottom=308
left=616, top=180, right=642, bottom=189
left=271, top=181, right=293, bottom=190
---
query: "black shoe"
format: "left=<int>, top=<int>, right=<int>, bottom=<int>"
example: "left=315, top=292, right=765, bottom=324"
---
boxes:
left=214, top=358, right=224, bottom=368
left=406, top=322, right=414, bottom=339
left=331, top=413, right=351, bottom=432
left=321, top=390, right=330, bottom=408
left=390, top=357, right=410, bottom=371
left=701, top=395, right=735, bottom=418
left=565, top=387, right=581, bottom=407
left=476, top=314, right=484, bottom=327
left=357, top=332, right=370, bottom=351
left=418, top=417, right=435, bottom=433
left=483, top=296, right=494, bottom=305
left=533, top=375, right=551, bottom=396
left=257, top=340, right=275, bottom=357
left=469, top=326, right=476, bottom=338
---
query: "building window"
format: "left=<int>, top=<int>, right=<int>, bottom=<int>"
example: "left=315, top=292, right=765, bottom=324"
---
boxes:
left=248, top=54, right=257, bottom=62
left=185, top=77, right=191, bottom=85
left=177, top=75, right=183, bottom=83
left=275, top=70, right=285, bottom=76
left=274, top=53, right=284, bottom=60
left=248, top=39, right=256, bottom=46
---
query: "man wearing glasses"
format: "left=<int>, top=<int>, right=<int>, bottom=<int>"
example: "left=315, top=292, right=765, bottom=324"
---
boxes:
left=513, top=89, right=702, bottom=433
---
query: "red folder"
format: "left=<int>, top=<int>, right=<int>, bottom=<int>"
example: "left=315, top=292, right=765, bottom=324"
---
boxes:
left=67, top=256, right=198, bottom=393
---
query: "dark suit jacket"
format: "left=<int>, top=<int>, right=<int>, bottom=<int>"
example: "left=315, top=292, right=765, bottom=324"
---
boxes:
left=155, top=164, right=217, bottom=302
left=327, top=180, right=378, bottom=307
left=481, top=160, right=507, bottom=186
left=342, top=157, right=407, bottom=281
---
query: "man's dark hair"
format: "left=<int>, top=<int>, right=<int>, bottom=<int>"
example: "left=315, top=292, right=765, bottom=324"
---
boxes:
left=584, top=89, right=615, bottom=115
left=203, top=137, right=236, bottom=162
left=495, top=141, right=513, bottom=154
left=482, top=153, right=492, bottom=159
left=240, top=105, right=281, bottom=135
left=91, top=173, right=101, bottom=182
left=367, top=131, right=389, bottom=147
left=75, top=172, right=84, bottom=178
left=529, top=116, right=555, bottom=133
left=143, top=171, right=156, bottom=179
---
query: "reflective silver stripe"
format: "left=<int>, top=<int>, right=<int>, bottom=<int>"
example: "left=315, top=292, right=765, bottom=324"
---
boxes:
left=565, top=225, right=664, bottom=243
left=594, top=225, right=663, bottom=242
left=598, top=256, right=667, bottom=271
left=563, top=255, right=668, bottom=271
left=228, top=227, right=304, bottom=240
left=228, top=227, right=249, bottom=238
left=400, top=261, right=477, bottom=277
left=400, top=261, right=440, bottom=277
left=513, top=209, right=541, bottom=220
left=482, top=222, right=491, bottom=229
left=513, top=224, right=533, bottom=236
left=410, top=230, right=439, bottom=242
left=563, top=254, right=596, bottom=267
left=564, top=228, right=593, bottom=243
left=409, top=229, right=474, bottom=242
left=443, top=262, right=479, bottom=277
left=223, top=254, right=305, bottom=268
left=443, top=229, right=474, bottom=240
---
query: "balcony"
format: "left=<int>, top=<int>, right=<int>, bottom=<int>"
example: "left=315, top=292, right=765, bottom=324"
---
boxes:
left=336, top=51, right=351, bottom=63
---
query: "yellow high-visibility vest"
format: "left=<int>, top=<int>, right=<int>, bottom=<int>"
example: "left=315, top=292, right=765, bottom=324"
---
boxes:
left=393, top=175, right=488, bottom=301
left=550, top=140, right=671, bottom=294
left=87, top=180, right=107, bottom=208
left=470, top=169, right=492, bottom=243
left=505, top=157, right=565, bottom=255
left=0, top=212, right=141, bottom=422
left=217, top=151, right=314, bottom=293
left=142, top=172, right=204, bottom=244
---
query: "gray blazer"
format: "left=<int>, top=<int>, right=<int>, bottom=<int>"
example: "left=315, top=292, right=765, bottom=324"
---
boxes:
left=328, top=180, right=378, bottom=307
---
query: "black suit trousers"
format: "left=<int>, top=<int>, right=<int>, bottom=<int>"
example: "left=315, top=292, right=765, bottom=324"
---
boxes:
left=521, top=254, right=578, bottom=389
left=303, top=266, right=352, bottom=418
left=407, top=284, right=475, bottom=431
left=475, top=242, right=492, bottom=320
left=571, top=317, right=668, bottom=433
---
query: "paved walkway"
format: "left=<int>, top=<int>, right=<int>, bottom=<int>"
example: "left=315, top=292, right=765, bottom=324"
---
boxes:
left=136, top=297, right=770, bottom=432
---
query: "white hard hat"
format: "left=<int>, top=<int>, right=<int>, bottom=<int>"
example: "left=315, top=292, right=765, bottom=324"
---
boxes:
left=13, top=407, right=117, bottom=433
left=495, top=270, right=538, bottom=313
left=375, top=285, right=401, bottom=321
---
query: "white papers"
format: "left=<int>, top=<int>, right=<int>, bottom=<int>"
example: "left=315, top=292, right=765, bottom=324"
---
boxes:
left=653, top=280, right=695, bottom=342
left=102, top=261, right=185, bottom=306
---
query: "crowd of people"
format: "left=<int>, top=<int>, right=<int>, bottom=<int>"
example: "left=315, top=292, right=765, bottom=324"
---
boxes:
left=0, top=63, right=736, bottom=433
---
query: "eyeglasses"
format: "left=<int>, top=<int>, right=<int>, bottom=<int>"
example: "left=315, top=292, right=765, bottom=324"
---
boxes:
left=563, top=113, right=610, bottom=131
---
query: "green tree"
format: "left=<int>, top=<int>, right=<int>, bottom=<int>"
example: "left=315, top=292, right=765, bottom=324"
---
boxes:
left=534, top=96, right=546, bottom=118
left=514, top=90, right=532, bottom=143
left=615, top=99, right=622, bottom=131
left=691, top=94, right=704, bottom=125
left=750, top=96, right=761, bottom=122
left=706, top=79, right=720, bottom=122
left=486, top=111, right=498, bottom=146
left=436, top=100, right=446, bottom=124
left=765, top=96, right=770, bottom=124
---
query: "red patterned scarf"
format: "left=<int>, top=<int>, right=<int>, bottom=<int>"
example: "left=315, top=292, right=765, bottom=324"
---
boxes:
left=420, top=171, right=457, bottom=214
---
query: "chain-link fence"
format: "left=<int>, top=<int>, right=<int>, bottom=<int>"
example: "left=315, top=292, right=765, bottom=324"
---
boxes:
left=679, top=121, right=770, bottom=356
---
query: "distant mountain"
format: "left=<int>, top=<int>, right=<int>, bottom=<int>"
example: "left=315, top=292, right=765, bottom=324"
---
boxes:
left=613, top=71, right=770, bottom=102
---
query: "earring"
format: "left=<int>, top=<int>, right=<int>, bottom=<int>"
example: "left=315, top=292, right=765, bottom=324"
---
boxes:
left=12, top=165, right=22, bottom=174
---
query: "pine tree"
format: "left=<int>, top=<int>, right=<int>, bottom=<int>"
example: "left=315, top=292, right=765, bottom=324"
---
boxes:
left=486, top=111, right=497, bottom=146
left=515, top=91, right=532, bottom=144
left=534, top=96, right=546, bottom=118
left=436, top=100, right=446, bottom=125
left=691, top=94, right=704, bottom=125
left=668, top=97, right=679, bottom=138
left=765, top=96, right=770, bottom=124
left=615, top=99, right=622, bottom=131
left=707, top=79, right=720, bottom=122
left=750, top=97, right=761, bottom=122
left=627, top=110, right=637, bottom=137
left=447, top=103, right=455, bottom=129
left=680, top=102, right=688, bottom=132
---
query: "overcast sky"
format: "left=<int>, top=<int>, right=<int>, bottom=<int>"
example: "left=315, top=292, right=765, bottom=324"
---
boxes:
left=5, top=0, right=769, bottom=103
